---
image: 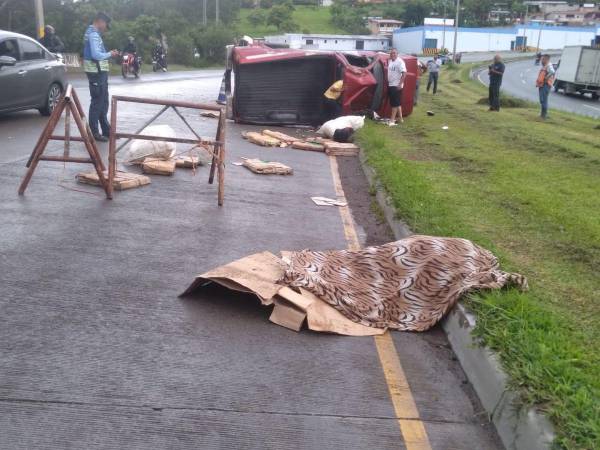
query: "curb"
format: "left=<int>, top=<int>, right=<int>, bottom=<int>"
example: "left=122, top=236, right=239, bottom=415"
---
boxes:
left=357, top=150, right=556, bottom=450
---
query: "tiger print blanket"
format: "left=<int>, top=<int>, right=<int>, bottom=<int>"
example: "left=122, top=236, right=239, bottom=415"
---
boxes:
left=280, top=235, right=528, bottom=331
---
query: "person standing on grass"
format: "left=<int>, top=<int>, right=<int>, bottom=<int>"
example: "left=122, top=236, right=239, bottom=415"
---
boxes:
left=414, top=56, right=426, bottom=106
left=536, top=54, right=555, bottom=119
left=426, top=55, right=441, bottom=94
left=387, top=48, right=406, bottom=127
left=83, top=12, right=119, bottom=142
left=488, top=54, right=505, bottom=111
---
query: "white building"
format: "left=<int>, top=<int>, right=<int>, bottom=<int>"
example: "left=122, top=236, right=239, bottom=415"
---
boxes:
left=265, top=34, right=391, bottom=51
left=393, top=24, right=600, bottom=54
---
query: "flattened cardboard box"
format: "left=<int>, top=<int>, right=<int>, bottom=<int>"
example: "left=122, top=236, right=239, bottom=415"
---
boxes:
left=181, top=251, right=385, bottom=336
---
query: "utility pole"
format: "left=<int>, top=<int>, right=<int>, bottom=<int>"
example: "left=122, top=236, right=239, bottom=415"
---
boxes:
left=216, top=0, right=219, bottom=23
left=203, top=0, right=207, bottom=25
left=442, top=0, right=447, bottom=51
left=536, top=14, right=544, bottom=50
left=522, top=3, right=529, bottom=52
left=452, top=0, right=460, bottom=63
left=33, top=0, right=44, bottom=39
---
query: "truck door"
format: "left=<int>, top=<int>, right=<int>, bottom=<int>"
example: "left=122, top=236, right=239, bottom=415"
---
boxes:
left=339, top=56, right=376, bottom=114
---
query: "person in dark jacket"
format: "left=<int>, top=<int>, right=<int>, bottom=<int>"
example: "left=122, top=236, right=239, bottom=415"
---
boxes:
left=39, top=25, right=65, bottom=53
left=488, top=54, right=505, bottom=111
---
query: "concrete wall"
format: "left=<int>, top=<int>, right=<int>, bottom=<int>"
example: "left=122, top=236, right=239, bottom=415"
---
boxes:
left=265, top=34, right=390, bottom=51
left=424, top=27, right=515, bottom=52
left=393, top=24, right=599, bottom=54
left=392, top=28, right=425, bottom=55
left=516, top=25, right=597, bottom=49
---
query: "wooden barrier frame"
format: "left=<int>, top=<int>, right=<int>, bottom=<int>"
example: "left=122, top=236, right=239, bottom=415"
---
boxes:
left=108, top=96, right=226, bottom=205
left=18, top=84, right=110, bottom=197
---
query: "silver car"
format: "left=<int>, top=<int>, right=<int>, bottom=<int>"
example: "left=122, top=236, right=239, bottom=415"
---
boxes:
left=0, top=30, right=67, bottom=116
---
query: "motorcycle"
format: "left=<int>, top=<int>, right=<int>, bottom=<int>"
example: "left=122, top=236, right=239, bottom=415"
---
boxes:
left=121, top=52, right=141, bottom=78
left=152, top=50, right=168, bottom=72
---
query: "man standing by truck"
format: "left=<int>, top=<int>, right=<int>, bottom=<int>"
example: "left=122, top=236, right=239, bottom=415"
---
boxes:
left=387, top=48, right=406, bottom=127
left=536, top=54, right=555, bottom=119
left=83, top=12, right=119, bottom=142
left=488, top=54, right=505, bottom=111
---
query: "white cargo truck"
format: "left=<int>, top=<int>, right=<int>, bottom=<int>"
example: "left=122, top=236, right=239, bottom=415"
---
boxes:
left=554, top=46, right=600, bottom=100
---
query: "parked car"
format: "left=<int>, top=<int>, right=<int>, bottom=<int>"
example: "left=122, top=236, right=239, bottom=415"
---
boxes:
left=225, top=43, right=417, bottom=126
left=0, top=30, right=67, bottom=116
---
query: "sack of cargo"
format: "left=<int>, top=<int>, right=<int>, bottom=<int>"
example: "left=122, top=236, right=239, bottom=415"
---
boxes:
left=243, top=131, right=281, bottom=147
left=317, top=116, right=365, bottom=138
left=122, top=125, right=177, bottom=163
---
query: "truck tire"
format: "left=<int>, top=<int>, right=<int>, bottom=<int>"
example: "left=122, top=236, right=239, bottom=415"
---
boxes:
left=592, top=92, right=599, bottom=101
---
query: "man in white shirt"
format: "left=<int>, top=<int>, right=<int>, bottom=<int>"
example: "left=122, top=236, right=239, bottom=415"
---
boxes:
left=387, top=48, right=407, bottom=127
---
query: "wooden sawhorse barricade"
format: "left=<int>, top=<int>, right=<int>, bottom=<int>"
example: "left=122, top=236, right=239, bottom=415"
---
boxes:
left=18, top=84, right=110, bottom=197
left=18, top=87, right=226, bottom=206
left=108, top=95, right=226, bottom=205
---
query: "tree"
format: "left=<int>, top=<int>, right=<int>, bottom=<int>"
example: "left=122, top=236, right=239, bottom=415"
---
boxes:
left=267, top=2, right=298, bottom=31
left=247, top=8, right=266, bottom=27
left=402, top=0, right=432, bottom=27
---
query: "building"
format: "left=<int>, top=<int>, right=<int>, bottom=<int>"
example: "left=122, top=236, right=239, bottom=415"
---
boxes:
left=367, top=18, right=403, bottom=36
left=264, top=34, right=391, bottom=51
left=527, top=1, right=600, bottom=26
left=393, top=23, right=600, bottom=54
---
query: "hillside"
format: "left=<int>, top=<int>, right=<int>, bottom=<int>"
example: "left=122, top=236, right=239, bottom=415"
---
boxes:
left=236, top=6, right=346, bottom=38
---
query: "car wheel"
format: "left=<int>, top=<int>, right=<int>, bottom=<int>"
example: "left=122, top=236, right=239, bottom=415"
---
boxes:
left=38, top=83, right=62, bottom=116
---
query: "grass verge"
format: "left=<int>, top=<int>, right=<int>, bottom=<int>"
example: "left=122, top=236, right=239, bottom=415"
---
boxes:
left=236, top=6, right=345, bottom=37
left=358, top=63, right=599, bottom=449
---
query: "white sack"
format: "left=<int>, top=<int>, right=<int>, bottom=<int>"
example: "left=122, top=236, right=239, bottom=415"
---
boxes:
left=122, top=124, right=177, bottom=163
left=317, top=116, right=365, bottom=138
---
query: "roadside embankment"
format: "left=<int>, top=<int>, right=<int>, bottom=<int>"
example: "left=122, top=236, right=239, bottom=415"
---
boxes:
left=357, top=63, right=600, bottom=449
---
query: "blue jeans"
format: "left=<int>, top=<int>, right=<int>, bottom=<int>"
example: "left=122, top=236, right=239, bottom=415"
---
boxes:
left=538, top=85, right=550, bottom=118
left=87, top=71, right=110, bottom=136
left=427, top=72, right=438, bottom=94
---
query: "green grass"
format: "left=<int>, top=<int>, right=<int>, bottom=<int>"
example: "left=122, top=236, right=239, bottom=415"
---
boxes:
left=236, top=6, right=345, bottom=37
left=358, top=64, right=600, bottom=449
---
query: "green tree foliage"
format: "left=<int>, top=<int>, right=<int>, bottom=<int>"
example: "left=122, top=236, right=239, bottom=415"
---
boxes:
left=330, top=0, right=370, bottom=34
left=267, top=2, right=299, bottom=31
left=247, top=8, right=267, bottom=27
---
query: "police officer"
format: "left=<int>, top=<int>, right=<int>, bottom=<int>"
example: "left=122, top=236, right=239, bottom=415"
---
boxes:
left=83, top=12, right=119, bottom=142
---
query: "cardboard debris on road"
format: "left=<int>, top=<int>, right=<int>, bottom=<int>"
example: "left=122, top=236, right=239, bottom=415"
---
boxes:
left=77, top=170, right=151, bottom=190
left=175, top=155, right=201, bottom=168
left=142, top=158, right=176, bottom=175
left=200, top=111, right=220, bottom=119
left=291, top=141, right=325, bottom=152
left=242, top=131, right=283, bottom=147
left=242, top=158, right=293, bottom=175
left=324, top=142, right=360, bottom=156
left=181, top=252, right=384, bottom=336
left=262, top=129, right=298, bottom=144
left=311, top=196, right=348, bottom=207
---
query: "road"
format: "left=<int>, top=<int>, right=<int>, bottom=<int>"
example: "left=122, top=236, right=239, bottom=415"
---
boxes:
left=476, top=58, right=600, bottom=119
left=0, top=70, right=501, bottom=449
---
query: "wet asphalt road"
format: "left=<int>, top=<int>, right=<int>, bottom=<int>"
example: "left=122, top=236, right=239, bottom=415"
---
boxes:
left=476, top=58, right=600, bottom=119
left=0, top=70, right=501, bottom=449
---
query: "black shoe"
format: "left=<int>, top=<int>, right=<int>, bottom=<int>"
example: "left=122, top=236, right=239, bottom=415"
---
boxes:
left=94, top=134, right=108, bottom=142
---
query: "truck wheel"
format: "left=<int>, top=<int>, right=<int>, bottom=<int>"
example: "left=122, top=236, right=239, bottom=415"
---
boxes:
left=554, top=83, right=560, bottom=93
left=592, top=92, right=599, bottom=101
left=38, top=83, right=62, bottom=116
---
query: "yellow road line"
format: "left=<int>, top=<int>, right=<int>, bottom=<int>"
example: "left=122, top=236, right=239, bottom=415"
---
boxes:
left=328, top=155, right=432, bottom=450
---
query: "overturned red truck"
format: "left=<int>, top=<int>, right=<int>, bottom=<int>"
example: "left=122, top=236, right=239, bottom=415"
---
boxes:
left=223, top=42, right=417, bottom=126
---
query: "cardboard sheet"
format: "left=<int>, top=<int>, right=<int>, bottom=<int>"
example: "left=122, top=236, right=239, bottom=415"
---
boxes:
left=181, top=252, right=387, bottom=336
